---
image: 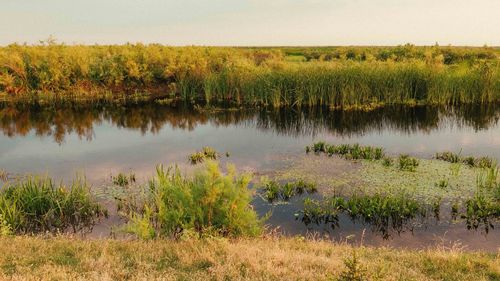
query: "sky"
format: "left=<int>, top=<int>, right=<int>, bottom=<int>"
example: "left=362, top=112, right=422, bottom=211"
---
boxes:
left=1, top=0, right=499, bottom=46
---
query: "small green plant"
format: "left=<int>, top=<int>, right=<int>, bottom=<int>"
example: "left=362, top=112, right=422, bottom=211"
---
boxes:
left=435, top=151, right=461, bottom=163
left=476, top=157, right=494, bottom=169
left=338, top=251, right=367, bottom=281
left=0, top=214, right=12, bottom=236
left=435, top=179, right=449, bottom=189
left=382, top=157, right=393, bottom=167
left=263, top=181, right=281, bottom=202
left=398, top=154, right=419, bottom=172
left=189, top=146, right=220, bottom=164
left=112, top=173, right=136, bottom=187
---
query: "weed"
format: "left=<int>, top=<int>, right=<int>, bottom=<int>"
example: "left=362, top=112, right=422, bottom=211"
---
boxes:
left=189, top=146, right=220, bottom=164
left=123, top=161, right=262, bottom=238
left=338, top=250, right=367, bottom=281
left=112, top=173, right=136, bottom=187
left=398, top=154, right=419, bottom=172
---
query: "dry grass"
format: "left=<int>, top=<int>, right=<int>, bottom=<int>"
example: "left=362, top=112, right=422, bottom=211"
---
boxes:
left=0, top=236, right=498, bottom=280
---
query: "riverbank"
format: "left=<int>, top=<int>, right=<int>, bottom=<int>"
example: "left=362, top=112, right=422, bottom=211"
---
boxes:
left=0, top=236, right=498, bottom=280
left=1, top=45, right=499, bottom=107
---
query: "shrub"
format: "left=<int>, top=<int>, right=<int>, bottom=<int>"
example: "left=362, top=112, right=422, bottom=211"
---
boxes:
left=123, top=161, right=262, bottom=239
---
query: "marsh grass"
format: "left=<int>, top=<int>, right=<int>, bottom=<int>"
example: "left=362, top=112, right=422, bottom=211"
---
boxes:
left=0, top=176, right=106, bottom=234
left=0, top=44, right=498, bottom=107
left=436, top=151, right=494, bottom=168
left=309, top=142, right=385, bottom=160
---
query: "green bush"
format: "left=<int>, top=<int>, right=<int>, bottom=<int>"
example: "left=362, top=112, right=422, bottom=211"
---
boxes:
left=123, top=161, right=262, bottom=239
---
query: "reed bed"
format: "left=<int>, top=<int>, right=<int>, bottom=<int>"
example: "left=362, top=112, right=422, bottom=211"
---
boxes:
left=0, top=44, right=498, bottom=107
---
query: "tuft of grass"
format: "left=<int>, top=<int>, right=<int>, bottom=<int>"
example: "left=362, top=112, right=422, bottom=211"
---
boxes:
left=0, top=176, right=106, bottom=234
left=112, top=172, right=136, bottom=187
left=398, top=154, right=419, bottom=172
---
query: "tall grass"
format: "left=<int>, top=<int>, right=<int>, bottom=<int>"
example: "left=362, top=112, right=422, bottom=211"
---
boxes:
left=0, top=44, right=498, bottom=107
left=0, top=176, right=106, bottom=234
left=121, top=161, right=262, bottom=239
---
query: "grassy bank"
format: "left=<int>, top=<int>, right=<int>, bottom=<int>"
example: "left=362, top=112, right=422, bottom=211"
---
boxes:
left=0, top=44, right=499, bottom=107
left=0, top=236, right=498, bottom=280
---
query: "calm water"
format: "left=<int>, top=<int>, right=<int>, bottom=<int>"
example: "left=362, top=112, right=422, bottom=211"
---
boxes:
left=0, top=103, right=499, bottom=249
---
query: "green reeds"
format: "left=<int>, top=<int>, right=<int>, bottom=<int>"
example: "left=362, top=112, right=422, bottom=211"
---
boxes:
left=112, top=172, right=136, bottom=187
left=0, top=44, right=498, bottom=107
left=0, top=176, right=106, bottom=234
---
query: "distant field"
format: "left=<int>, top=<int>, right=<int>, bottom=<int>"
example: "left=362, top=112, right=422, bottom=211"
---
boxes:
left=0, top=44, right=499, bottom=107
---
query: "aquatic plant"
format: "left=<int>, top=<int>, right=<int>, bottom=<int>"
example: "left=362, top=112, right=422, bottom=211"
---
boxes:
left=310, top=142, right=385, bottom=160
left=435, top=151, right=494, bottom=168
left=122, top=161, right=262, bottom=239
left=0, top=176, right=106, bottom=234
left=189, top=146, right=220, bottom=164
left=262, top=180, right=318, bottom=202
left=398, top=154, right=419, bottom=172
left=112, top=172, right=136, bottom=187
left=462, top=192, right=499, bottom=233
left=299, top=192, right=439, bottom=238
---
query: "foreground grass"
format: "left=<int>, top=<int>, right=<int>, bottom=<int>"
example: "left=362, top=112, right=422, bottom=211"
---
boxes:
left=0, top=236, right=498, bottom=281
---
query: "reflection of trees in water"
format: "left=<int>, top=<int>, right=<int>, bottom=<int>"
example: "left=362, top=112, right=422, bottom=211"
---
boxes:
left=0, top=103, right=499, bottom=143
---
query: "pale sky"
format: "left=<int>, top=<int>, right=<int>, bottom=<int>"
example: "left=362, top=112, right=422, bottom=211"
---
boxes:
left=1, top=0, right=499, bottom=46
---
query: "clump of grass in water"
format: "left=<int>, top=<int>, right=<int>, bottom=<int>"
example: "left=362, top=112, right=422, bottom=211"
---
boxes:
left=262, top=179, right=317, bottom=202
left=112, top=172, right=136, bottom=187
left=308, top=142, right=385, bottom=160
left=0, top=176, right=106, bottom=234
left=189, top=146, right=220, bottom=164
left=398, top=154, right=419, bottom=172
left=435, top=151, right=494, bottom=168
left=299, top=192, right=437, bottom=238
left=121, top=161, right=262, bottom=239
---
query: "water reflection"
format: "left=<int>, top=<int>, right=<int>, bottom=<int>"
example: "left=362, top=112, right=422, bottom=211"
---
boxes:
left=1, top=103, right=499, bottom=143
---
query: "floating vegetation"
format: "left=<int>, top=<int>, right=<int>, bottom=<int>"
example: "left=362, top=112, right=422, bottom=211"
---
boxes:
left=0, top=176, right=106, bottom=234
left=189, top=146, right=220, bottom=164
left=120, top=161, right=261, bottom=239
left=435, top=151, right=494, bottom=168
left=398, top=154, right=419, bottom=172
left=262, top=180, right=317, bottom=202
left=309, top=142, right=385, bottom=160
left=112, top=173, right=136, bottom=187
